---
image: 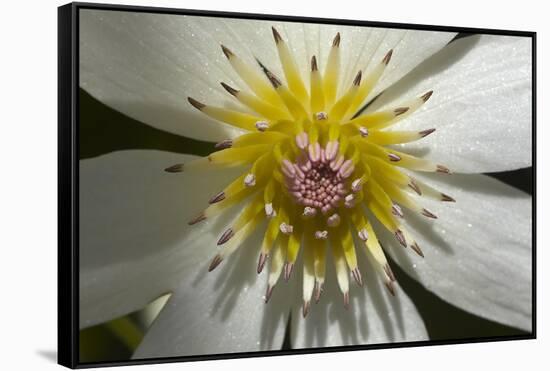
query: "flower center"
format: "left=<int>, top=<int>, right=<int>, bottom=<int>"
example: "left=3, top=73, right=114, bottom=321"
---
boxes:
left=284, top=137, right=353, bottom=218
left=168, top=26, right=455, bottom=317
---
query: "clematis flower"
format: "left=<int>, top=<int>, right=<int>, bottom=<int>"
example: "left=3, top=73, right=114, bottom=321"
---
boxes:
left=78, top=9, right=532, bottom=359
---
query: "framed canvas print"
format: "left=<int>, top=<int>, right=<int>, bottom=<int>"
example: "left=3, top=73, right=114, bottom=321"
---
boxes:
left=58, top=2, right=536, bottom=368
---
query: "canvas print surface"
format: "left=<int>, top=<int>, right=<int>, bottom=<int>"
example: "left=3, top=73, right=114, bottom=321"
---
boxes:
left=77, top=7, right=533, bottom=364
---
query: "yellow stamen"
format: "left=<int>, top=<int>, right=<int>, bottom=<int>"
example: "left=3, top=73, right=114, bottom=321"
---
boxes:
left=369, top=91, right=434, bottom=130
left=355, top=140, right=450, bottom=173
left=345, top=107, right=407, bottom=129
left=339, top=217, right=359, bottom=275
left=343, top=50, right=392, bottom=121
left=232, top=131, right=287, bottom=147
left=368, top=129, right=435, bottom=145
left=285, top=214, right=302, bottom=267
left=207, top=144, right=272, bottom=167
left=221, top=45, right=282, bottom=105
left=309, top=56, right=325, bottom=116
left=215, top=207, right=265, bottom=260
left=260, top=209, right=282, bottom=256
left=364, top=179, right=400, bottom=233
left=272, top=27, right=309, bottom=106
left=258, top=61, right=309, bottom=120
left=230, top=194, right=265, bottom=233
left=328, top=227, right=350, bottom=303
left=323, top=33, right=341, bottom=108
left=329, top=70, right=361, bottom=121
left=221, top=82, right=291, bottom=120
left=188, top=97, right=263, bottom=131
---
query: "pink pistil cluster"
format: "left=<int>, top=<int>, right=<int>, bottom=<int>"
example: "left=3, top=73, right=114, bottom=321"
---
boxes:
left=282, top=134, right=356, bottom=219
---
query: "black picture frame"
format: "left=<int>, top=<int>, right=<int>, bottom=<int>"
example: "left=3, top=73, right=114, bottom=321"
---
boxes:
left=58, top=2, right=537, bottom=368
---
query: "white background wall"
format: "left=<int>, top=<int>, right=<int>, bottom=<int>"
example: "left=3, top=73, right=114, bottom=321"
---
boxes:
left=0, top=0, right=545, bottom=369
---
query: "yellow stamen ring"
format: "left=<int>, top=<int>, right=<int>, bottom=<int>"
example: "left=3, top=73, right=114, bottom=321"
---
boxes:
left=169, top=27, right=455, bottom=316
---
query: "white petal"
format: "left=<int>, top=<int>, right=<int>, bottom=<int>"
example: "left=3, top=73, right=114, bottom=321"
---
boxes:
left=291, top=252, right=428, bottom=347
left=382, top=173, right=532, bottom=331
left=368, top=35, right=532, bottom=173
left=80, top=10, right=244, bottom=142
left=80, top=10, right=453, bottom=141
left=366, top=29, right=456, bottom=97
left=79, top=150, right=242, bottom=328
left=79, top=11, right=297, bottom=141
left=132, top=229, right=292, bottom=358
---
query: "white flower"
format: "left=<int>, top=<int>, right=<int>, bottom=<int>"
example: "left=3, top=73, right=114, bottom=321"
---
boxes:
left=78, top=10, right=532, bottom=358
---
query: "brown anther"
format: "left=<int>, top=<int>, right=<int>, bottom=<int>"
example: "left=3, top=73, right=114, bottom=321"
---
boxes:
left=257, top=252, right=268, bottom=274
left=421, top=208, right=438, bottom=219
left=215, top=139, right=233, bottom=150
left=188, top=212, right=206, bottom=225
left=332, top=32, right=341, bottom=47
left=436, top=164, right=451, bottom=174
left=311, top=55, right=318, bottom=71
left=187, top=97, right=205, bottom=110
left=220, top=44, right=234, bottom=59
left=385, top=281, right=396, bottom=296
left=392, top=204, right=404, bottom=218
left=352, top=267, right=363, bottom=286
left=217, top=228, right=234, bottom=245
left=220, top=82, right=239, bottom=96
left=314, top=281, right=324, bottom=303
left=384, top=263, right=396, bottom=282
left=257, top=60, right=282, bottom=88
left=283, top=262, right=294, bottom=281
left=441, top=193, right=456, bottom=202
left=164, top=163, right=184, bottom=173
left=382, top=49, right=393, bottom=65
left=421, top=90, right=434, bottom=102
left=266, top=72, right=282, bottom=88
left=353, top=70, right=363, bottom=86
left=394, top=107, right=409, bottom=116
left=410, top=241, right=425, bottom=258
left=408, top=179, right=422, bottom=195
left=343, top=292, right=350, bottom=309
left=419, top=128, right=436, bottom=138
left=208, top=254, right=223, bottom=272
left=395, top=229, right=407, bottom=247
left=271, top=26, right=283, bottom=44
left=388, top=153, right=401, bottom=162
left=209, top=191, right=225, bottom=204
left=302, top=301, right=311, bottom=318
left=264, top=285, right=274, bottom=303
